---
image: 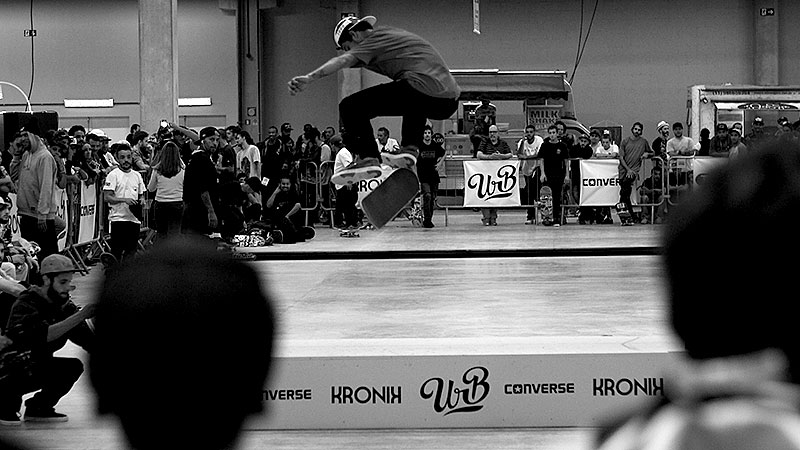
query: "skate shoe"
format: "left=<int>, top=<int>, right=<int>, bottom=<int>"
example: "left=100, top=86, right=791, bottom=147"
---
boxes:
left=330, top=157, right=382, bottom=185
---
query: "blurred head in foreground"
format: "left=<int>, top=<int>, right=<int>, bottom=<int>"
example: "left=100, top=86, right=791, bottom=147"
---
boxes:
left=90, top=238, right=274, bottom=449
left=663, top=141, right=800, bottom=382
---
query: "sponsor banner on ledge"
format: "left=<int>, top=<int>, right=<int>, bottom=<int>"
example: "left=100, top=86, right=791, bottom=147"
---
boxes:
left=463, top=160, right=521, bottom=207
left=254, top=351, right=677, bottom=429
left=579, top=159, right=621, bottom=206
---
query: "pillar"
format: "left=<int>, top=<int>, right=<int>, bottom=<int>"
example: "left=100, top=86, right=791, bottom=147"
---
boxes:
left=753, top=0, right=779, bottom=86
left=139, top=0, right=179, bottom=131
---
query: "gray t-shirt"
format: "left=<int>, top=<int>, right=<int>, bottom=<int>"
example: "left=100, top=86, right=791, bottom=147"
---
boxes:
left=347, top=26, right=461, bottom=99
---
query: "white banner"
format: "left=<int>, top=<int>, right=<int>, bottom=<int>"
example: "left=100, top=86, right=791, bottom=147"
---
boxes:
left=462, top=160, right=521, bottom=207
left=54, top=186, right=68, bottom=251
left=8, top=193, right=21, bottom=243
left=355, top=165, right=396, bottom=209
left=77, top=183, right=97, bottom=245
left=692, top=157, right=728, bottom=187
left=579, top=160, right=621, bottom=206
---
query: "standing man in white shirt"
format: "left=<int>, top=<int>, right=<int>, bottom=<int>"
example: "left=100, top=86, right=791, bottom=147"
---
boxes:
left=103, top=145, right=145, bottom=262
left=234, top=130, right=261, bottom=179
left=516, top=125, right=543, bottom=224
left=331, top=135, right=358, bottom=229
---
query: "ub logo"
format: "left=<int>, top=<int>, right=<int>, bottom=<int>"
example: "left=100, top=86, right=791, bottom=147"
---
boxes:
left=467, top=164, right=517, bottom=200
left=420, top=366, right=490, bottom=416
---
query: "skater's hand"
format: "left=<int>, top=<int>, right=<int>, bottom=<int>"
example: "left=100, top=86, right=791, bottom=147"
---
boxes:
left=207, top=211, right=218, bottom=229
left=288, top=76, right=311, bottom=95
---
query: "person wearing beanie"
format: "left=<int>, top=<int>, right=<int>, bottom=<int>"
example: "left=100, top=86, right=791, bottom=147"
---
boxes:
left=594, top=141, right=800, bottom=449
left=1, top=254, right=94, bottom=426
left=651, top=120, right=671, bottom=160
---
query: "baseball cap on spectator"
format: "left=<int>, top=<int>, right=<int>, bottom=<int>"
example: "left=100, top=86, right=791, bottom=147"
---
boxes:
left=578, top=134, right=590, bottom=142
left=657, top=121, right=670, bottom=132
left=779, top=117, right=790, bottom=126
left=732, top=123, right=743, bottom=131
left=89, top=129, right=111, bottom=141
left=753, top=116, right=764, bottom=125
left=716, top=123, right=728, bottom=132
left=40, top=254, right=80, bottom=275
left=281, top=123, right=293, bottom=133
left=488, top=125, right=499, bottom=132
left=54, top=129, right=70, bottom=141
left=729, top=128, right=741, bottom=136
left=589, top=129, right=601, bottom=137
left=329, top=134, right=343, bottom=146
left=602, top=129, right=612, bottom=136
left=199, top=126, right=219, bottom=141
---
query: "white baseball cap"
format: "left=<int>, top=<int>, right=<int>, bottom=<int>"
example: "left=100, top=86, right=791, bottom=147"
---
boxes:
left=88, top=129, right=110, bottom=141
left=333, top=15, right=376, bottom=49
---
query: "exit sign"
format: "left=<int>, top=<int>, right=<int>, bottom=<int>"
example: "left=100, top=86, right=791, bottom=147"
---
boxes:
left=760, top=7, right=775, bottom=16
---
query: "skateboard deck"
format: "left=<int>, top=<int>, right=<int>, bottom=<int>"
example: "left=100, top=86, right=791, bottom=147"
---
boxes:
left=615, top=202, right=633, bottom=226
left=539, top=185, right=554, bottom=225
left=361, top=168, right=419, bottom=229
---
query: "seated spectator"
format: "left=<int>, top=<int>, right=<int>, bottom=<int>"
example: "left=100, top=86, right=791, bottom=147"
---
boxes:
left=264, top=175, right=305, bottom=243
left=638, top=166, right=664, bottom=224
left=0, top=255, right=95, bottom=426
left=89, top=239, right=274, bottom=450
left=0, top=197, right=37, bottom=287
left=594, top=141, right=800, bottom=449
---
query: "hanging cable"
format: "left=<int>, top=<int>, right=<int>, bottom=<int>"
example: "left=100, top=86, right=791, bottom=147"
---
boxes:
left=570, top=0, right=585, bottom=85
left=569, top=0, right=599, bottom=85
left=27, top=0, right=36, bottom=100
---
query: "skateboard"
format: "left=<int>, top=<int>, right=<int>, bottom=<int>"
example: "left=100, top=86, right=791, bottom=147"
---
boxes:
left=336, top=227, right=361, bottom=238
left=539, top=185, right=554, bottom=226
left=615, top=202, right=634, bottom=226
left=361, top=168, right=420, bottom=229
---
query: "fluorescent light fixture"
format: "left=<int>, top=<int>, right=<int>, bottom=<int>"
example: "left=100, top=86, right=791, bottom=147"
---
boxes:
left=178, top=97, right=212, bottom=107
left=64, top=98, right=114, bottom=108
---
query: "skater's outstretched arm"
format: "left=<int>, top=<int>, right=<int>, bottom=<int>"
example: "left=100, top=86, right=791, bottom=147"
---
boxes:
left=288, top=54, right=359, bottom=95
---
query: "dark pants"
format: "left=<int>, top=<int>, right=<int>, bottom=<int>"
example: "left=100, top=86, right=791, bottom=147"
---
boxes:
left=619, top=175, right=636, bottom=218
left=0, top=356, right=84, bottom=414
left=339, top=80, right=458, bottom=159
left=181, top=202, right=212, bottom=236
left=420, top=181, right=438, bottom=224
left=335, top=186, right=358, bottom=227
left=19, top=215, right=58, bottom=260
left=154, top=200, right=183, bottom=242
left=520, top=170, right=541, bottom=220
left=110, top=220, right=140, bottom=261
left=546, top=176, right=565, bottom=224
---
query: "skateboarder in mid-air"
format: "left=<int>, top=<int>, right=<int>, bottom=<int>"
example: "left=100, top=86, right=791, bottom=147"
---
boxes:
left=288, top=15, right=461, bottom=186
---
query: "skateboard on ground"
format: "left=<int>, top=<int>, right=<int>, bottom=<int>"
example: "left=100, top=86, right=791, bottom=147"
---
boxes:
left=361, top=168, right=420, bottom=229
left=335, top=227, right=361, bottom=238
left=538, top=185, right=554, bottom=226
left=615, top=202, right=634, bottom=226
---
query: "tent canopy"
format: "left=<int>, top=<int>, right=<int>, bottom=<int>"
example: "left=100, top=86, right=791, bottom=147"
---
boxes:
left=451, top=69, right=570, bottom=102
